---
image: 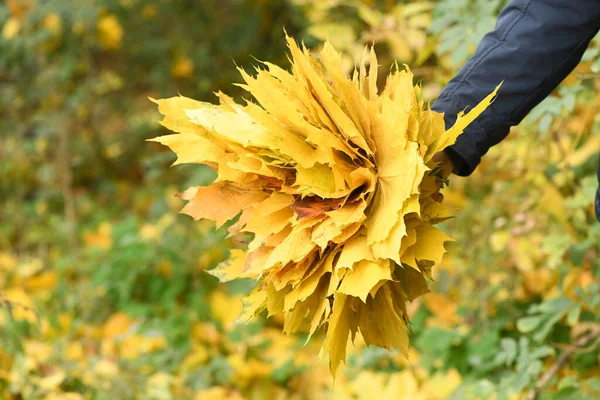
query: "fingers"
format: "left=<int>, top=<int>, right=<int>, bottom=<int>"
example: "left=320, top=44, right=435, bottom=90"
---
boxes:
left=431, top=192, right=444, bottom=203
left=432, top=151, right=446, bottom=163
left=432, top=151, right=454, bottom=179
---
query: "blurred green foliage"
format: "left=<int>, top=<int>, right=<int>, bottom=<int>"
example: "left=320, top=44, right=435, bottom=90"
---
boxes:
left=1, top=0, right=600, bottom=399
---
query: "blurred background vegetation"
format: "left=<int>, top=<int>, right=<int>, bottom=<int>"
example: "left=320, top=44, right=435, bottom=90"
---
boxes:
left=1, top=0, right=600, bottom=399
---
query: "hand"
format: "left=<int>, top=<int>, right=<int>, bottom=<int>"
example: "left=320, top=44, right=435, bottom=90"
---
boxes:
left=430, top=151, right=455, bottom=203
left=432, top=151, right=454, bottom=179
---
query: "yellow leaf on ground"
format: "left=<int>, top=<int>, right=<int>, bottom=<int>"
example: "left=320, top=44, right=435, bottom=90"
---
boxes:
left=42, top=13, right=62, bottom=36
left=44, top=393, right=84, bottom=400
left=120, top=334, right=167, bottom=359
left=39, top=369, right=66, bottom=391
left=172, top=56, right=194, bottom=78
left=382, top=370, right=423, bottom=400
left=0, top=252, right=17, bottom=272
left=94, top=359, right=119, bottom=377
left=2, top=17, right=20, bottom=39
left=83, top=222, right=112, bottom=249
left=97, top=14, right=123, bottom=50
left=66, top=341, right=84, bottom=361
left=194, top=387, right=245, bottom=400
left=424, top=293, right=461, bottom=327
left=180, top=347, right=209, bottom=374
left=24, top=271, right=57, bottom=291
left=103, top=312, right=134, bottom=338
left=191, top=322, right=221, bottom=345
left=24, top=340, right=53, bottom=363
left=420, top=368, right=462, bottom=399
left=3, top=288, right=37, bottom=323
left=209, top=290, right=244, bottom=327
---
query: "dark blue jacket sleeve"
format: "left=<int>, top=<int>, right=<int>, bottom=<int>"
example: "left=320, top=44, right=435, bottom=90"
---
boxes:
left=431, top=0, right=600, bottom=176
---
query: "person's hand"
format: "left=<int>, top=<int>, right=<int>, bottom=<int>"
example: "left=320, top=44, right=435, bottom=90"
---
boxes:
left=430, top=151, right=455, bottom=203
left=432, top=151, right=454, bottom=179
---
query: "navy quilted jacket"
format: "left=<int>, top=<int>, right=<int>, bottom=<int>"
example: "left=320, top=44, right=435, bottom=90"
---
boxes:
left=431, top=0, right=600, bottom=221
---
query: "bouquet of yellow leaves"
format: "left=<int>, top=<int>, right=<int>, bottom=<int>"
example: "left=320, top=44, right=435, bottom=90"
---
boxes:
left=151, top=35, right=499, bottom=375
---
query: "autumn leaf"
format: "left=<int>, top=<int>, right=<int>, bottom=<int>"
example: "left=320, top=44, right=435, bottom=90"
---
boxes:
left=2, top=17, right=21, bottom=39
left=171, top=56, right=195, bottom=78
left=152, top=34, right=499, bottom=376
left=97, top=14, right=123, bottom=50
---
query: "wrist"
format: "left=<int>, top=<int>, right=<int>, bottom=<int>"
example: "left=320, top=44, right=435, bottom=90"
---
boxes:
left=444, top=148, right=467, bottom=176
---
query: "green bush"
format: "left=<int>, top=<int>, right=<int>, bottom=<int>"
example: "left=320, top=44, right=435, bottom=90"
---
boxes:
left=1, top=1, right=599, bottom=399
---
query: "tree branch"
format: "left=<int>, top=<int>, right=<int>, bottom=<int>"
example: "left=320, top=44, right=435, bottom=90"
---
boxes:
left=526, top=326, right=600, bottom=400
left=58, top=127, right=77, bottom=251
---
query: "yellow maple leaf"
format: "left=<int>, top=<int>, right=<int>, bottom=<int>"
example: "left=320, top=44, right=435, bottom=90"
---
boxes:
left=319, top=293, right=354, bottom=377
left=336, top=259, right=391, bottom=302
left=180, top=182, right=269, bottom=228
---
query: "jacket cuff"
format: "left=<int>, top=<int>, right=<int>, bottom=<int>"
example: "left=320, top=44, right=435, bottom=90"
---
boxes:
left=445, top=146, right=475, bottom=177
left=431, top=97, right=486, bottom=177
